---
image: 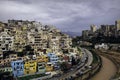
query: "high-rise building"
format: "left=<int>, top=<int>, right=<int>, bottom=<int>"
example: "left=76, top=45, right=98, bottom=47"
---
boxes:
left=115, top=20, right=120, bottom=31
left=100, top=25, right=116, bottom=36
left=90, top=25, right=96, bottom=32
left=101, top=25, right=110, bottom=32
left=82, top=30, right=90, bottom=40
left=115, top=20, right=120, bottom=37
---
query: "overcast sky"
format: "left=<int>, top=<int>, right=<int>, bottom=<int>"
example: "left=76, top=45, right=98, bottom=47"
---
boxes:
left=0, top=0, right=120, bottom=32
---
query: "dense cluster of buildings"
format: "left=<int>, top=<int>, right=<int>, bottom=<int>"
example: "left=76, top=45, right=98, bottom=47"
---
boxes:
left=0, top=20, right=80, bottom=78
left=82, top=20, right=120, bottom=40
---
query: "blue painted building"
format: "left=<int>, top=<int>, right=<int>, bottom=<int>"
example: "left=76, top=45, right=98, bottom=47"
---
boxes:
left=11, top=60, right=24, bottom=77
left=47, top=53, right=59, bottom=69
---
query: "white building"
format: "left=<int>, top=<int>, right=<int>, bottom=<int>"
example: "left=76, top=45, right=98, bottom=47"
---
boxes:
left=50, top=36, right=60, bottom=53
left=91, top=24, right=97, bottom=32
left=95, top=43, right=109, bottom=50
left=0, top=32, right=14, bottom=51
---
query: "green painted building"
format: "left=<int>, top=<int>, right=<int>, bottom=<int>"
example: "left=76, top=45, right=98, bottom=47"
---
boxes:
left=37, top=62, right=46, bottom=74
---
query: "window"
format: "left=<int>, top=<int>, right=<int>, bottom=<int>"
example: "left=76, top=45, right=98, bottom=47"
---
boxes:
left=48, top=64, right=51, bottom=66
left=6, top=38, right=11, bottom=40
left=38, top=64, right=42, bottom=66
left=16, top=62, right=19, bottom=65
left=9, top=41, right=12, bottom=43
left=27, top=71, right=29, bottom=74
left=39, top=67, right=44, bottom=69
left=14, top=68, right=16, bottom=71
left=17, top=66, right=19, bottom=69
left=2, top=48, right=5, bottom=50
left=21, top=67, right=23, bottom=70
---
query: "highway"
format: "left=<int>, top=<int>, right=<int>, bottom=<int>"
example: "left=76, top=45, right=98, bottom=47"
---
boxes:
left=72, top=48, right=93, bottom=78
left=83, top=48, right=93, bottom=66
left=48, top=48, right=93, bottom=80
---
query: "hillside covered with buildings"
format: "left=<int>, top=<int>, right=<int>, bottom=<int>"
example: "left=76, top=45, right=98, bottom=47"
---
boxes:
left=0, top=20, right=81, bottom=79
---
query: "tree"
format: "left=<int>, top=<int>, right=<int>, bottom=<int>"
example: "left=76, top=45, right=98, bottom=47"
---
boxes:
left=23, top=45, right=34, bottom=55
left=60, top=62, right=70, bottom=72
left=24, top=45, right=33, bottom=51
left=71, top=56, right=76, bottom=65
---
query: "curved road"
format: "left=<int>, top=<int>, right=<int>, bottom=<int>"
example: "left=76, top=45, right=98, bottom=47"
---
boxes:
left=91, top=56, right=117, bottom=80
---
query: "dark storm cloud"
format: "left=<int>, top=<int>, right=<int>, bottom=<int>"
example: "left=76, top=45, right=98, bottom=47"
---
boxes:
left=0, top=0, right=120, bottom=32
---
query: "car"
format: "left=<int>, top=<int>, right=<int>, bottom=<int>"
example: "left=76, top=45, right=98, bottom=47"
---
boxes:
left=80, top=71, right=83, bottom=74
left=70, top=68, right=74, bottom=71
left=88, top=66, right=92, bottom=69
left=45, top=72, right=51, bottom=75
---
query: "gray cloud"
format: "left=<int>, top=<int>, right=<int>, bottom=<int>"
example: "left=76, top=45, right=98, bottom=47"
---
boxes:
left=0, top=0, right=120, bottom=33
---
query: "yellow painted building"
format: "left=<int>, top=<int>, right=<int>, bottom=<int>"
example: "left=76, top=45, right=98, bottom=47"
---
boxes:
left=36, top=56, right=44, bottom=62
left=24, top=60, right=37, bottom=75
left=46, top=62, right=53, bottom=72
left=43, top=55, right=48, bottom=62
left=36, top=55, right=48, bottom=63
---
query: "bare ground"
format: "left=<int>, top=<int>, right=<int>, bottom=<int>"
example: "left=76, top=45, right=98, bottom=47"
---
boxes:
left=91, top=56, right=117, bottom=80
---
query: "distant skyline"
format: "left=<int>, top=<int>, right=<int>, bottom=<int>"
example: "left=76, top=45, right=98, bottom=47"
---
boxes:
left=0, top=0, right=120, bottom=32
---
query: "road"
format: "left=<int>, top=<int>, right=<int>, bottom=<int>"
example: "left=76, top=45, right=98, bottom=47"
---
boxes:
left=83, top=48, right=93, bottom=66
left=51, top=48, right=93, bottom=80
left=62, top=48, right=93, bottom=79
left=91, top=56, right=117, bottom=80
left=48, top=48, right=88, bottom=80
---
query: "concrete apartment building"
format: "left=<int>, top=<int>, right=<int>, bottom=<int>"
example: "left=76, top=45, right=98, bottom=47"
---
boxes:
left=24, top=60, right=37, bottom=75
left=11, top=60, right=24, bottom=77
left=0, top=32, right=14, bottom=51
left=115, top=20, right=120, bottom=37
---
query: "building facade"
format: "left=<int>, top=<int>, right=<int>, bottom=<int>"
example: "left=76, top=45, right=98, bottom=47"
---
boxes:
left=0, top=32, right=14, bottom=51
left=24, top=60, right=37, bottom=75
left=11, top=60, right=24, bottom=77
left=37, top=62, right=46, bottom=74
left=45, top=62, right=53, bottom=72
